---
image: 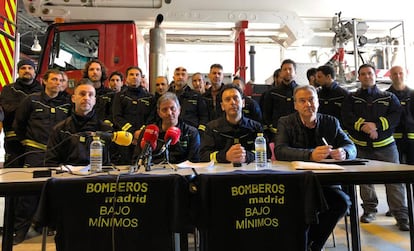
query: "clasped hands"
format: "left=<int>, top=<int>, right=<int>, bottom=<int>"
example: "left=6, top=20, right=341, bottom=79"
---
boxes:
left=226, top=144, right=246, bottom=163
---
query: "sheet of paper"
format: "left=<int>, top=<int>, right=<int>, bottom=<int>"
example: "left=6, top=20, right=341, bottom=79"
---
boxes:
left=176, top=160, right=215, bottom=169
left=291, top=161, right=344, bottom=170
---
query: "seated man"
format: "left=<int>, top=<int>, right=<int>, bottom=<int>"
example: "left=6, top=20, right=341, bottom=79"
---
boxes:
left=133, top=92, right=200, bottom=165
left=45, top=79, right=113, bottom=166
left=274, top=85, right=356, bottom=251
left=200, top=84, right=264, bottom=164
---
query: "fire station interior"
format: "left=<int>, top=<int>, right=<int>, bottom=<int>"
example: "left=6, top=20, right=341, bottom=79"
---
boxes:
left=1, top=0, right=414, bottom=250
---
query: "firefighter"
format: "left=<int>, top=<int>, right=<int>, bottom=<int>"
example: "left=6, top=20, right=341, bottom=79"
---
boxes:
left=262, top=59, right=299, bottom=141
left=112, top=66, right=155, bottom=164
left=232, top=76, right=262, bottom=123
left=203, top=63, right=226, bottom=122
left=0, top=59, right=42, bottom=167
left=169, top=66, right=208, bottom=131
left=342, top=63, right=409, bottom=231
left=11, top=69, right=72, bottom=244
left=82, top=59, right=114, bottom=125
left=386, top=66, right=414, bottom=165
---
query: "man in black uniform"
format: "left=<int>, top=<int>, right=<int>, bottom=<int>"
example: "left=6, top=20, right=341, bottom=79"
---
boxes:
left=14, top=69, right=72, bottom=166
left=200, top=84, right=263, bottom=164
left=342, top=64, right=409, bottom=231
left=45, top=80, right=113, bottom=166
left=232, top=76, right=262, bottom=123
left=203, top=63, right=226, bottom=122
left=112, top=66, right=155, bottom=164
left=387, top=65, right=414, bottom=165
left=316, top=65, right=349, bottom=125
left=83, top=59, right=114, bottom=125
left=262, top=59, right=299, bottom=139
left=12, top=69, right=72, bottom=243
left=133, top=92, right=200, bottom=165
left=169, top=66, right=208, bottom=131
left=275, top=85, right=355, bottom=251
left=0, top=59, right=42, bottom=167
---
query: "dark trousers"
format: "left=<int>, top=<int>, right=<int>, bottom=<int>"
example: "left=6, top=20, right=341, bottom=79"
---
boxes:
left=308, top=186, right=350, bottom=250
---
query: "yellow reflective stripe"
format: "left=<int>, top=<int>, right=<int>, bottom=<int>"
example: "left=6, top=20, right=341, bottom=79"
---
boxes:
left=379, top=116, right=389, bottom=130
left=198, top=124, right=206, bottom=131
left=122, top=123, right=132, bottom=131
left=103, top=120, right=113, bottom=127
left=372, top=136, right=394, bottom=148
left=269, top=125, right=277, bottom=134
left=408, top=133, right=414, bottom=139
left=210, top=151, right=218, bottom=163
left=348, top=134, right=367, bottom=147
left=354, top=118, right=365, bottom=131
left=393, top=133, right=403, bottom=139
left=139, top=125, right=146, bottom=130
left=5, top=131, right=16, bottom=137
left=21, top=139, right=47, bottom=151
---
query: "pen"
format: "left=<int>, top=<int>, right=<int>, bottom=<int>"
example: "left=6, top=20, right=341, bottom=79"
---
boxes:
left=322, top=137, right=329, bottom=146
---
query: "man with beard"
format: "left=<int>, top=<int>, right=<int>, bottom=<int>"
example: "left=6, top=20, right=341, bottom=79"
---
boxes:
left=262, top=59, right=299, bottom=140
left=203, top=63, right=226, bottom=121
left=200, top=84, right=263, bottom=164
left=0, top=59, right=42, bottom=167
left=82, top=59, right=113, bottom=125
left=169, top=67, right=208, bottom=131
left=112, top=66, right=155, bottom=164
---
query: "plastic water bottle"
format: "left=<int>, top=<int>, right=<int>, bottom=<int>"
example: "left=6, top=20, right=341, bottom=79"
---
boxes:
left=255, top=133, right=267, bottom=168
left=90, top=136, right=103, bottom=173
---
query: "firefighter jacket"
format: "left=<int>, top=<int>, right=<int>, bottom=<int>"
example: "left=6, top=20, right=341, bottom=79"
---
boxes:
left=112, top=86, right=155, bottom=133
left=174, top=85, right=209, bottom=131
left=341, top=85, right=401, bottom=148
left=243, top=96, right=263, bottom=123
left=45, top=110, right=113, bottom=167
left=0, top=78, right=42, bottom=140
left=202, top=83, right=225, bottom=121
left=132, top=119, right=200, bottom=165
left=13, top=90, right=72, bottom=152
left=262, top=80, right=299, bottom=134
left=387, top=85, right=414, bottom=141
left=317, top=81, right=349, bottom=123
left=274, top=112, right=356, bottom=161
left=200, top=116, right=263, bottom=163
left=94, top=85, right=115, bottom=126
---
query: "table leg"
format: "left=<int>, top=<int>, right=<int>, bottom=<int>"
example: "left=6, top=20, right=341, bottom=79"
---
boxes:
left=349, top=185, right=361, bottom=251
left=405, top=183, right=414, bottom=251
left=2, top=196, right=15, bottom=251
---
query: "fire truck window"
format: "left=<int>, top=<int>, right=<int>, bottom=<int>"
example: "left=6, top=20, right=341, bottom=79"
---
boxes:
left=52, top=30, right=99, bottom=71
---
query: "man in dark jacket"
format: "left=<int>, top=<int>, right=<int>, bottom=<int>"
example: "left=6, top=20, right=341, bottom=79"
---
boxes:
left=275, top=85, right=356, bottom=251
left=342, top=63, right=408, bottom=231
left=45, top=80, right=113, bottom=166
left=0, top=59, right=42, bottom=167
left=133, top=92, right=200, bottom=166
left=112, top=66, right=155, bottom=164
left=200, top=84, right=263, bottom=164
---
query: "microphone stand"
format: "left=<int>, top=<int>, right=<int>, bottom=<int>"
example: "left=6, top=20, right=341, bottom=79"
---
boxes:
left=144, top=147, right=153, bottom=171
left=163, top=145, right=176, bottom=171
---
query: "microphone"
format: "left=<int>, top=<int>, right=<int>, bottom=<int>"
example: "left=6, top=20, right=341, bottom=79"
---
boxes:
left=91, top=131, right=134, bottom=146
left=132, top=124, right=159, bottom=172
left=161, top=126, right=181, bottom=153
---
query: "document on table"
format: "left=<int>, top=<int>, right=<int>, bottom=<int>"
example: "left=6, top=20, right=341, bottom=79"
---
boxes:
left=291, top=161, right=344, bottom=170
left=176, top=160, right=215, bottom=169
